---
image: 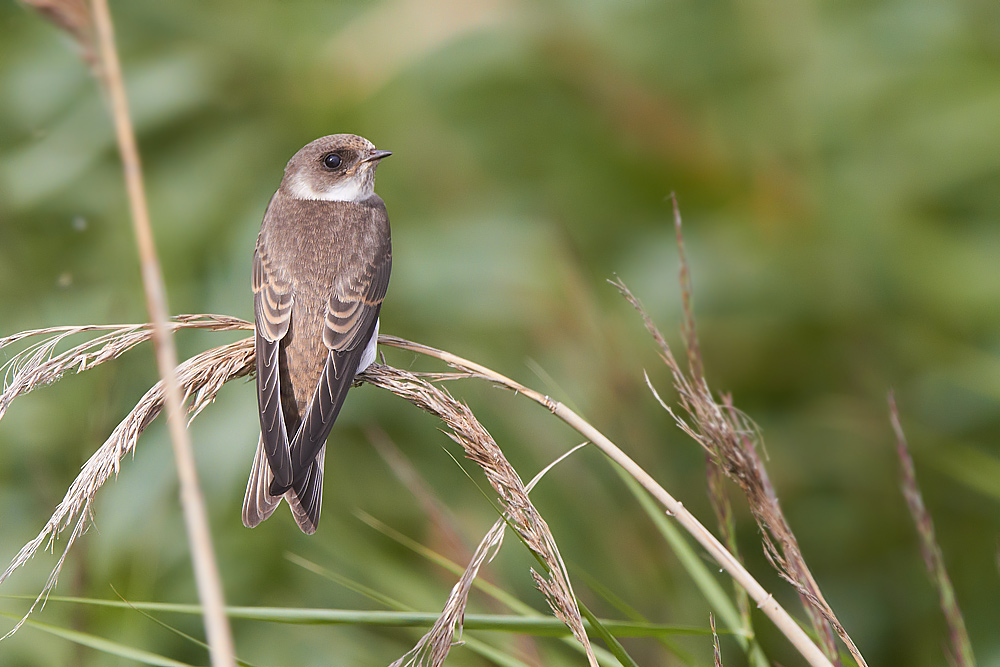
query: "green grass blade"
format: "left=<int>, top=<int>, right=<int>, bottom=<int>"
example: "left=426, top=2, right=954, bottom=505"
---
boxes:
left=0, top=611, right=196, bottom=667
left=578, top=601, right=640, bottom=667
left=6, top=596, right=711, bottom=637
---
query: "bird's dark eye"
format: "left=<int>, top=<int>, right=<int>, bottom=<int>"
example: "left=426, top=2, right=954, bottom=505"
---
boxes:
left=322, top=153, right=342, bottom=169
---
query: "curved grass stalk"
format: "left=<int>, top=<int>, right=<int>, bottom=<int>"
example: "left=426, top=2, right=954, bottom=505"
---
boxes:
left=374, top=335, right=835, bottom=667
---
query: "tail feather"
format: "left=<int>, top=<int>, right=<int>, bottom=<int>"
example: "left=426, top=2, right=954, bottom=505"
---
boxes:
left=284, top=445, right=325, bottom=534
left=244, top=438, right=325, bottom=535
left=242, top=436, right=281, bottom=528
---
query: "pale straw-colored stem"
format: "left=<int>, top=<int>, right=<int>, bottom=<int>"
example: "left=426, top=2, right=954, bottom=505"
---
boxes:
left=378, top=336, right=834, bottom=667
left=89, top=2, right=235, bottom=665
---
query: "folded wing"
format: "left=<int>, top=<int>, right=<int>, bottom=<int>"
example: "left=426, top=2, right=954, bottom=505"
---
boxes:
left=252, top=241, right=294, bottom=490
left=289, top=244, right=391, bottom=477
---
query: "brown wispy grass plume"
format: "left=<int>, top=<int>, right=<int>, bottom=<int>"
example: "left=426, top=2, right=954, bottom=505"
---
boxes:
left=359, top=365, right=597, bottom=666
left=0, top=316, right=253, bottom=638
left=613, top=196, right=864, bottom=667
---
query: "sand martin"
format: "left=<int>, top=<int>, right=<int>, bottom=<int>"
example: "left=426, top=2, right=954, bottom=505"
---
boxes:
left=242, top=134, right=392, bottom=534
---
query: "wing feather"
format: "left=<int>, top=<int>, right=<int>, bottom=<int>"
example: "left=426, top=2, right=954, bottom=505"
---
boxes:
left=253, top=241, right=294, bottom=489
left=289, top=243, right=391, bottom=475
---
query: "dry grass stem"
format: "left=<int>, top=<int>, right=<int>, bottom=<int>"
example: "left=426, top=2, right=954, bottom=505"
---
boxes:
left=31, top=0, right=242, bottom=661
left=1, top=316, right=250, bottom=422
left=889, top=392, right=975, bottom=667
left=610, top=195, right=865, bottom=666
left=360, top=365, right=598, bottom=667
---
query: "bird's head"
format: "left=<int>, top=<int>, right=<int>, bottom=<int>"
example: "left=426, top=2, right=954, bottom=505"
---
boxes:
left=282, top=134, right=391, bottom=202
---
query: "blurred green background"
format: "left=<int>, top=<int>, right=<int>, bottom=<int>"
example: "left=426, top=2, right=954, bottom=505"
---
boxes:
left=2, top=0, right=999, bottom=665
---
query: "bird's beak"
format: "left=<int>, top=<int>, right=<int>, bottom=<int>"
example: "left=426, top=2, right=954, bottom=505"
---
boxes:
left=361, top=149, right=392, bottom=163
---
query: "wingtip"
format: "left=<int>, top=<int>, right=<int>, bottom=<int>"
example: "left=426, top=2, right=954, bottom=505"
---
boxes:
left=293, top=514, right=319, bottom=535
left=285, top=491, right=320, bottom=534
left=243, top=437, right=282, bottom=528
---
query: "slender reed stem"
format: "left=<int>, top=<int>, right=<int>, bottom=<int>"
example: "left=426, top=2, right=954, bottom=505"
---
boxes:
left=88, top=2, right=234, bottom=665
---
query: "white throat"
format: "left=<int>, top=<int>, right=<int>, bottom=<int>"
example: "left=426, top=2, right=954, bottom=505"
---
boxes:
left=289, top=172, right=373, bottom=202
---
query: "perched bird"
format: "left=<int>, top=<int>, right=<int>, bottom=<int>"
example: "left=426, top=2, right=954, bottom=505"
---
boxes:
left=242, top=134, right=392, bottom=534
